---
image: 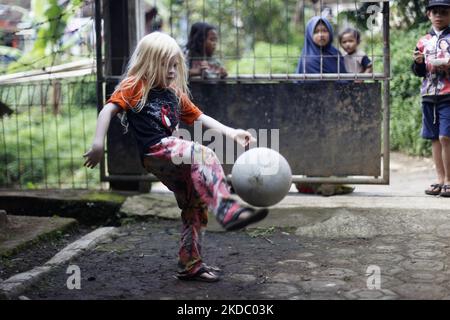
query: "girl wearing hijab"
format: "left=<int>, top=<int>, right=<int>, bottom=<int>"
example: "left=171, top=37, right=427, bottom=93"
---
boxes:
left=295, top=16, right=354, bottom=196
left=296, top=16, right=347, bottom=75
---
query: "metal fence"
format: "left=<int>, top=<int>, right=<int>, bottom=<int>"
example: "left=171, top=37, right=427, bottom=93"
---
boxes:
left=103, top=0, right=391, bottom=186
left=0, top=74, right=99, bottom=189
left=159, top=0, right=388, bottom=81
left=0, top=1, right=99, bottom=190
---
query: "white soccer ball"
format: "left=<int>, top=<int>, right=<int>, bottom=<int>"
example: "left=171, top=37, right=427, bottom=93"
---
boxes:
left=231, top=148, right=292, bottom=207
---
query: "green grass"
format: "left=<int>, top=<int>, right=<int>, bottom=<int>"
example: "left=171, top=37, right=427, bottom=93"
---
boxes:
left=0, top=80, right=99, bottom=188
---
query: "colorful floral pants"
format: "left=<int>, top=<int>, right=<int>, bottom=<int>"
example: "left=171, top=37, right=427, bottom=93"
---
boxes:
left=143, top=137, right=241, bottom=275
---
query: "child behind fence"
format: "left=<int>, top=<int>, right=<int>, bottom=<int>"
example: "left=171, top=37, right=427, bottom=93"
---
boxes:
left=339, top=27, right=373, bottom=74
left=185, top=22, right=227, bottom=79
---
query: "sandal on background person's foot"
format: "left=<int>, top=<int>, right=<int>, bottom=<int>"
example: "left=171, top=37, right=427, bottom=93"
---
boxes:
left=319, top=184, right=355, bottom=197
left=222, top=207, right=269, bottom=231
left=177, top=266, right=220, bottom=283
left=295, top=183, right=320, bottom=194
left=441, top=185, right=450, bottom=197
left=425, top=183, right=443, bottom=196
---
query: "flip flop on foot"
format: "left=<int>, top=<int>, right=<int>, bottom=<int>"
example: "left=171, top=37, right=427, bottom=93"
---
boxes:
left=204, top=264, right=222, bottom=273
left=441, top=185, right=450, bottom=197
left=177, top=266, right=220, bottom=283
left=177, top=262, right=222, bottom=273
left=425, top=183, right=443, bottom=196
left=222, top=207, right=269, bottom=231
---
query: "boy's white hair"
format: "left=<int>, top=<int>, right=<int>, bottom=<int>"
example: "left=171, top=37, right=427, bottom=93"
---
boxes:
left=118, top=32, right=189, bottom=113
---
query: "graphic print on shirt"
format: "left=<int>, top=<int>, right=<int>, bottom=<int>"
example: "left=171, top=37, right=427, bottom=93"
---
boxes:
left=146, top=97, right=179, bottom=133
left=418, top=33, right=450, bottom=96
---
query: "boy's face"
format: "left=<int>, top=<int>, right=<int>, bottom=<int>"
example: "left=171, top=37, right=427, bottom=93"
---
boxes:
left=427, top=7, right=450, bottom=31
left=204, top=29, right=218, bottom=56
left=340, top=33, right=358, bottom=54
left=313, top=22, right=330, bottom=47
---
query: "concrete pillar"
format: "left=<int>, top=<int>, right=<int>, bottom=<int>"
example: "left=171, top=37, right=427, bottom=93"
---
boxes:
left=102, top=0, right=150, bottom=192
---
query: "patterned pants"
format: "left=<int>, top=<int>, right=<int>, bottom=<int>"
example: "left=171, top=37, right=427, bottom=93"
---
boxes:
left=143, top=137, right=241, bottom=275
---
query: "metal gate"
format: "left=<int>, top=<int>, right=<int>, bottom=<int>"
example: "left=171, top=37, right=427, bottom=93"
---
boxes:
left=96, top=0, right=391, bottom=188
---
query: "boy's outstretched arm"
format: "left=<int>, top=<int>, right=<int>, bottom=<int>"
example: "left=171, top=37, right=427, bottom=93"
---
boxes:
left=83, top=103, right=121, bottom=168
left=197, top=114, right=256, bottom=147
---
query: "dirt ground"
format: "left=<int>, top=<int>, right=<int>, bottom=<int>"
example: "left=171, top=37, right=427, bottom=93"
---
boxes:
left=0, top=226, right=92, bottom=281
left=20, top=216, right=450, bottom=300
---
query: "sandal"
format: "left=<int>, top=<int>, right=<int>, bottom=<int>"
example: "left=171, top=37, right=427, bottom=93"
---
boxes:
left=177, top=261, right=222, bottom=273
left=441, top=185, right=450, bottom=197
left=222, top=207, right=269, bottom=231
left=204, top=264, right=222, bottom=273
left=319, top=184, right=355, bottom=197
left=295, top=183, right=320, bottom=194
left=177, top=266, right=220, bottom=283
left=425, top=183, right=443, bottom=196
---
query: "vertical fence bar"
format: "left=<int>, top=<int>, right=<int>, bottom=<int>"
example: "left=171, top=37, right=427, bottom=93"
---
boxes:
left=318, top=0, right=322, bottom=78
left=382, top=1, right=390, bottom=183
left=235, top=0, right=239, bottom=77
left=252, top=0, right=256, bottom=78
left=218, top=0, right=223, bottom=66
left=81, top=79, right=89, bottom=188
left=1, top=99, right=7, bottom=187
left=1, top=86, right=9, bottom=187
left=95, top=0, right=106, bottom=185
left=14, top=85, right=21, bottom=188
left=371, top=1, right=375, bottom=79
left=303, top=0, right=306, bottom=76
left=285, top=0, right=289, bottom=77
left=269, top=0, right=273, bottom=77
left=68, top=81, right=75, bottom=188
left=169, top=0, right=174, bottom=37
left=53, top=82, right=61, bottom=188
left=28, top=84, right=36, bottom=184
left=337, top=0, right=340, bottom=78
left=202, top=0, right=205, bottom=21
left=40, top=83, right=48, bottom=188
left=186, top=0, right=190, bottom=39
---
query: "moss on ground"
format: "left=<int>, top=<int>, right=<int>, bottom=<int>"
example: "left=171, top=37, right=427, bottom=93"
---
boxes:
left=80, top=192, right=127, bottom=203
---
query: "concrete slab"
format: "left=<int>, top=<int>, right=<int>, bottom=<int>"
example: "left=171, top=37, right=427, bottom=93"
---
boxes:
left=120, top=193, right=180, bottom=220
left=0, top=215, right=77, bottom=257
left=0, top=190, right=130, bottom=226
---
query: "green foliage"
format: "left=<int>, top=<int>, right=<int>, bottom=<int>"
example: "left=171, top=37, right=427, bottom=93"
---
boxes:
left=160, top=0, right=303, bottom=57
left=247, top=226, right=275, bottom=238
left=0, top=80, right=98, bottom=188
left=81, top=192, right=127, bottom=203
left=390, top=22, right=431, bottom=156
left=225, top=41, right=301, bottom=74
left=338, top=1, right=427, bottom=31
left=393, top=0, right=427, bottom=28
left=6, top=0, right=84, bottom=74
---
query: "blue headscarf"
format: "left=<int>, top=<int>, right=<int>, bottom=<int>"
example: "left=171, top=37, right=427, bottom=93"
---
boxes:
left=296, top=16, right=347, bottom=74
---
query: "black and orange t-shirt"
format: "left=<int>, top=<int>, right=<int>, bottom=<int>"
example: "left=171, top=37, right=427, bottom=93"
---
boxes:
left=107, top=80, right=202, bottom=156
